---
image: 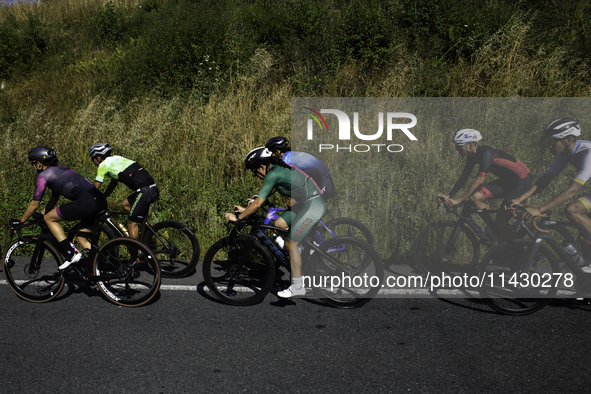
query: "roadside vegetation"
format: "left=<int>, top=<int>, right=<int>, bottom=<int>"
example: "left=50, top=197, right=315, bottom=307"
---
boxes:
left=1, top=0, right=590, bottom=260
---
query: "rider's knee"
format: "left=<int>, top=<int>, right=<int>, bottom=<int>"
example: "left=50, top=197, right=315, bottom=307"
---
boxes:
left=565, top=200, right=584, bottom=219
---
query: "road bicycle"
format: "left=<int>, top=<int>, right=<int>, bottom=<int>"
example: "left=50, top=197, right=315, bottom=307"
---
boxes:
left=3, top=211, right=161, bottom=307
left=413, top=201, right=576, bottom=276
left=202, top=211, right=383, bottom=308
left=477, top=209, right=591, bottom=315
left=259, top=200, right=375, bottom=248
left=98, top=209, right=199, bottom=278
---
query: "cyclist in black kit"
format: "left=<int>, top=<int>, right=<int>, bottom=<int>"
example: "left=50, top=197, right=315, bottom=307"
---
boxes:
left=437, top=129, right=533, bottom=240
left=9, top=147, right=108, bottom=270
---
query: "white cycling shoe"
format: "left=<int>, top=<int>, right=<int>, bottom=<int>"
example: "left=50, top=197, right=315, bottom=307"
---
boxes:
left=277, top=285, right=306, bottom=298
left=58, top=252, right=82, bottom=270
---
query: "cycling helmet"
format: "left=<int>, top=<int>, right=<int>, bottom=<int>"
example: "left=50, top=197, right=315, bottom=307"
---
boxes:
left=89, top=143, right=113, bottom=159
left=265, top=136, right=290, bottom=153
left=544, top=118, right=581, bottom=139
left=452, top=129, right=482, bottom=146
left=28, top=146, right=58, bottom=165
left=244, top=147, right=273, bottom=171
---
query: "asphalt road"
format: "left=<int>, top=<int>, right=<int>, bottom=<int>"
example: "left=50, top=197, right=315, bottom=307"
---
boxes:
left=1, top=265, right=590, bottom=394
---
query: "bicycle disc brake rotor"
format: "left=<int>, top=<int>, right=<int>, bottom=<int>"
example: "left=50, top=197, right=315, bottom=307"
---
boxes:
left=23, top=263, right=40, bottom=279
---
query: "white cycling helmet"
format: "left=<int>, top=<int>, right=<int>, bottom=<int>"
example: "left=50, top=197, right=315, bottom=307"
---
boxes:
left=544, top=118, right=581, bottom=139
left=452, top=129, right=482, bottom=146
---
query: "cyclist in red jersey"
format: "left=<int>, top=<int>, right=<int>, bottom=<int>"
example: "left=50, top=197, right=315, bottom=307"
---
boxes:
left=437, top=129, right=533, bottom=240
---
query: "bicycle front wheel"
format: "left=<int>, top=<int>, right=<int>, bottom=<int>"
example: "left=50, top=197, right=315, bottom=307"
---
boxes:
left=478, top=240, right=559, bottom=315
left=413, top=221, right=479, bottom=276
left=3, top=238, right=65, bottom=303
left=307, top=237, right=383, bottom=308
left=317, top=217, right=375, bottom=247
left=202, top=237, right=275, bottom=306
left=93, top=238, right=161, bottom=307
left=143, top=220, right=200, bottom=278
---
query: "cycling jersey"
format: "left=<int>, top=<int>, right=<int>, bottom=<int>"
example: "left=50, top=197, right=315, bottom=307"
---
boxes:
left=33, top=165, right=107, bottom=227
left=282, top=151, right=335, bottom=199
left=258, top=164, right=326, bottom=242
left=95, top=155, right=155, bottom=190
left=258, top=164, right=323, bottom=202
left=548, top=140, right=591, bottom=185
left=466, top=145, right=530, bottom=182
left=33, top=165, right=95, bottom=201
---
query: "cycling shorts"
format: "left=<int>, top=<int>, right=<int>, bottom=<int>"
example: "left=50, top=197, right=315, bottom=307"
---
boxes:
left=577, top=196, right=591, bottom=213
left=284, top=196, right=327, bottom=243
left=126, top=184, right=159, bottom=223
left=56, top=188, right=108, bottom=229
left=476, top=176, right=533, bottom=207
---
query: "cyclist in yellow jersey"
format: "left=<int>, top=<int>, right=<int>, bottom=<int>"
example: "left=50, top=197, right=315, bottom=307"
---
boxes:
left=89, top=143, right=159, bottom=240
left=512, top=118, right=591, bottom=272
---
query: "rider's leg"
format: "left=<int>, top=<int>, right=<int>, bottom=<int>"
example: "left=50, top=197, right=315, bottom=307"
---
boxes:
left=470, top=191, right=497, bottom=230
left=45, top=208, right=82, bottom=267
left=122, top=198, right=139, bottom=240
left=285, top=238, right=302, bottom=278
left=565, top=198, right=591, bottom=258
left=275, top=215, right=289, bottom=231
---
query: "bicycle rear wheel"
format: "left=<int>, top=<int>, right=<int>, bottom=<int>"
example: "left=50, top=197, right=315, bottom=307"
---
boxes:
left=202, top=237, right=275, bottom=306
left=478, top=240, right=559, bottom=315
left=143, top=220, right=200, bottom=278
left=93, top=238, right=161, bottom=307
left=306, top=237, right=383, bottom=308
left=317, top=218, right=375, bottom=247
left=413, top=221, right=479, bottom=276
left=3, top=238, right=65, bottom=302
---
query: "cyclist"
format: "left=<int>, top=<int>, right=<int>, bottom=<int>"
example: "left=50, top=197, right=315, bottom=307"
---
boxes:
left=89, top=143, right=159, bottom=240
left=264, top=136, right=334, bottom=233
left=9, top=146, right=107, bottom=270
left=437, top=129, right=532, bottom=240
left=226, top=147, right=327, bottom=298
left=512, top=118, right=591, bottom=272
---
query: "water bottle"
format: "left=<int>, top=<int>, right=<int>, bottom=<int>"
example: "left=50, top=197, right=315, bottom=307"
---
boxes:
left=562, top=241, right=586, bottom=266
left=272, top=232, right=285, bottom=249
left=117, top=222, right=130, bottom=237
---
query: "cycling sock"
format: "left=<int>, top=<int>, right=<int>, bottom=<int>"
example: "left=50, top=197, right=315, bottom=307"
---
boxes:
left=58, top=240, right=78, bottom=258
left=291, top=276, right=303, bottom=290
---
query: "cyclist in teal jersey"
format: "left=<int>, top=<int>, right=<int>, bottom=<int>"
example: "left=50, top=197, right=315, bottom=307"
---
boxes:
left=512, top=118, right=591, bottom=272
left=89, top=143, right=159, bottom=240
left=226, top=147, right=327, bottom=298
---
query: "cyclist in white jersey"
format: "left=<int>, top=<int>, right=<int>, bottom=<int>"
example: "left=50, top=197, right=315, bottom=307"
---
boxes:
left=512, top=118, right=591, bottom=272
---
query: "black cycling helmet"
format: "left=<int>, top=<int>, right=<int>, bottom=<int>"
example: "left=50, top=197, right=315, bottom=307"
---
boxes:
left=28, top=146, right=58, bottom=166
left=265, top=136, right=290, bottom=153
left=544, top=118, right=581, bottom=139
left=244, top=147, right=273, bottom=171
left=89, top=142, right=113, bottom=159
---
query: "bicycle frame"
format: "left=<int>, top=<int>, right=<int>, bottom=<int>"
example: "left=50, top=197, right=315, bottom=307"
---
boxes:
left=516, top=218, right=591, bottom=283
left=263, top=206, right=337, bottom=246
left=231, top=217, right=354, bottom=275
left=448, top=203, right=501, bottom=249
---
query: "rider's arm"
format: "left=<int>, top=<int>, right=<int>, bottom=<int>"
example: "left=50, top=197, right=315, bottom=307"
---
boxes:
left=19, top=200, right=41, bottom=223
left=237, top=197, right=265, bottom=220
left=42, top=192, right=60, bottom=214
left=537, top=180, right=583, bottom=213
left=101, top=179, right=118, bottom=198
left=451, top=176, right=486, bottom=204
left=447, top=159, right=475, bottom=198
left=513, top=171, right=556, bottom=205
